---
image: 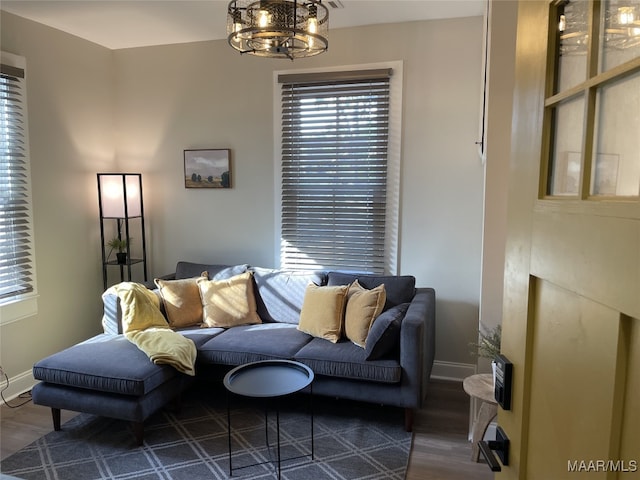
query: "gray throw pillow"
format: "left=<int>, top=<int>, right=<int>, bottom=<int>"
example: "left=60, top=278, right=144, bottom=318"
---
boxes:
left=365, top=303, right=410, bottom=360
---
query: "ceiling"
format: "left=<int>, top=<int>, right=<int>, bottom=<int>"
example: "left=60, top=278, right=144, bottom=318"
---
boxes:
left=1, top=0, right=485, bottom=50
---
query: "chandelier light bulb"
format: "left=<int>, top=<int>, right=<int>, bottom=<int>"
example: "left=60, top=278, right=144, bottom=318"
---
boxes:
left=308, top=17, right=318, bottom=34
left=308, top=3, right=318, bottom=33
left=559, top=14, right=566, bottom=32
left=232, top=9, right=243, bottom=34
left=618, top=6, right=635, bottom=25
left=258, top=9, right=270, bottom=28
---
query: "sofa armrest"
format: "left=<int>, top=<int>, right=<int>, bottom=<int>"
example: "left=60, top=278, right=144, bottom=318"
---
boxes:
left=399, top=287, right=436, bottom=408
left=102, top=292, right=123, bottom=335
left=101, top=287, right=166, bottom=335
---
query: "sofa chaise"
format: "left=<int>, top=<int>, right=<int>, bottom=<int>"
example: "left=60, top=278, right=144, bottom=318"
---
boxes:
left=31, top=261, right=436, bottom=445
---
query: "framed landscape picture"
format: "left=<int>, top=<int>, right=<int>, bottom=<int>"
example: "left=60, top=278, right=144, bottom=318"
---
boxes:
left=184, top=149, right=231, bottom=189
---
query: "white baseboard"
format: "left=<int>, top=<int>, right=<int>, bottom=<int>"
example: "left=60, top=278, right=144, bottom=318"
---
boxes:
left=430, top=360, right=477, bottom=382
left=0, top=369, right=36, bottom=405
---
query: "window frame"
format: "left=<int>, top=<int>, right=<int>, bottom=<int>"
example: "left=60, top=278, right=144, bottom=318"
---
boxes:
left=273, top=61, right=403, bottom=274
left=0, top=51, right=38, bottom=324
left=541, top=0, right=640, bottom=203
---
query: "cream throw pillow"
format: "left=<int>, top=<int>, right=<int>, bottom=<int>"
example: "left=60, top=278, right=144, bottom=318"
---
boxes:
left=154, top=272, right=207, bottom=328
left=297, top=283, right=349, bottom=343
left=345, top=280, right=386, bottom=348
left=197, top=272, right=261, bottom=328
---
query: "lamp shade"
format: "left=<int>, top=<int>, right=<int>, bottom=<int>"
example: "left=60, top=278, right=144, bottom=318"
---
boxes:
left=97, top=173, right=142, bottom=218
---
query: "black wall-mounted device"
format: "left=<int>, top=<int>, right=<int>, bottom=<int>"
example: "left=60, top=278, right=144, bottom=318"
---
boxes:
left=479, top=426, right=510, bottom=471
left=494, top=354, right=513, bottom=410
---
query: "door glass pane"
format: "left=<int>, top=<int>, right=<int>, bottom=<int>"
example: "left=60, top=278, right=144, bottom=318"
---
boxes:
left=591, top=71, right=640, bottom=196
left=549, top=95, right=586, bottom=196
left=556, top=0, right=589, bottom=92
left=599, top=0, right=640, bottom=72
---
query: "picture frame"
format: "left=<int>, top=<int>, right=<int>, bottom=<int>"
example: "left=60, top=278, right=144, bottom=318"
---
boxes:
left=184, top=149, right=231, bottom=189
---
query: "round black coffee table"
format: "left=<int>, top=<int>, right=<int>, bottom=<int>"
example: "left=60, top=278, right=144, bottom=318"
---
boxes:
left=223, top=360, right=314, bottom=479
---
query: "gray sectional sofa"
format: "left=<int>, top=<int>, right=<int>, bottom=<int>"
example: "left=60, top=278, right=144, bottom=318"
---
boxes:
left=32, top=261, right=436, bottom=445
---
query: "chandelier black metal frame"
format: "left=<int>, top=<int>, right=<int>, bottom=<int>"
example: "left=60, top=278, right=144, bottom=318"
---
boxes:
left=227, top=0, right=329, bottom=59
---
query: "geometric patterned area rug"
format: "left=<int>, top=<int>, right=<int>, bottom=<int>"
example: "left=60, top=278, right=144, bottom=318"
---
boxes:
left=0, top=385, right=411, bottom=480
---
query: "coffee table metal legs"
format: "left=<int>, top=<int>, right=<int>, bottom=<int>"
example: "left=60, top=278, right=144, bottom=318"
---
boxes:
left=227, top=391, right=233, bottom=475
left=310, top=385, right=314, bottom=460
left=227, top=387, right=314, bottom=479
left=276, top=408, right=281, bottom=478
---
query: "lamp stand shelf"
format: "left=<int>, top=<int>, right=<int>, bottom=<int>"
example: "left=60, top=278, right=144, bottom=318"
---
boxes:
left=97, top=173, right=148, bottom=290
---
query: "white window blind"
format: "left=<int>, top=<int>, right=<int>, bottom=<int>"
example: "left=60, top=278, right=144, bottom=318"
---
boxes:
left=0, top=57, right=35, bottom=302
left=279, top=69, right=392, bottom=273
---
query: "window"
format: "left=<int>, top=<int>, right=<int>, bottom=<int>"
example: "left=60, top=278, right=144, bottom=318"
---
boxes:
left=277, top=66, right=401, bottom=274
left=544, top=0, right=640, bottom=198
left=1, top=52, right=36, bottom=309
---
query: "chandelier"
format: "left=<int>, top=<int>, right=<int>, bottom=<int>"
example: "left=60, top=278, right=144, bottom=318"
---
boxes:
left=558, top=0, right=640, bottom=54
left=227, top=0, right=329, bottom=60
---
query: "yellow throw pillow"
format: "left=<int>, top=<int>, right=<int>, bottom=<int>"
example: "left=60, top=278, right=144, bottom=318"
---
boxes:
left=154, top=272, right=208, bottom=328
left=197, top=272, right=261, bottom=328
left=345, top=280, right=387, bottom=348
left=297, top=283, right=349, bottom=343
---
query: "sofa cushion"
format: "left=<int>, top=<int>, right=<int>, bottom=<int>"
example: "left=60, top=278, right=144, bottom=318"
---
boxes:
left=31, top=374, right=189, bottom=424
left=345, top=280, right=386, bottom=348
left=175, top=262, right=249, bottom=280
left=197, top=272, right=261, bottom=328
left=251, top=268, right=326, bottom=324
left=297, top=284, right=349, bottom=343
left=155, top=273, right=207, bottom=328
left=294, top=338, right=402, bottom=383
left=365, top=303, right=410, bottom=360
left=175, top=325, right=226, bottom=348
left=32, top=334, right=177, bottom=396
left=327, top=272, right=415, bottom=310
left=198, top=323, right=313, bottom=366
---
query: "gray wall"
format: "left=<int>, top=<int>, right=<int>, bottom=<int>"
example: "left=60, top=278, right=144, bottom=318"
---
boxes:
left=0, top=12, right=112, bottom=396
left=0, top=12, right=484, bottom=397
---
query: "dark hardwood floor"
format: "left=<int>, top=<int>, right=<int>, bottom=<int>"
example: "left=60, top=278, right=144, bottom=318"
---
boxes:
left=1, top=379, right=494, bottom=479
left=407, top=379, right=495, bottom=479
